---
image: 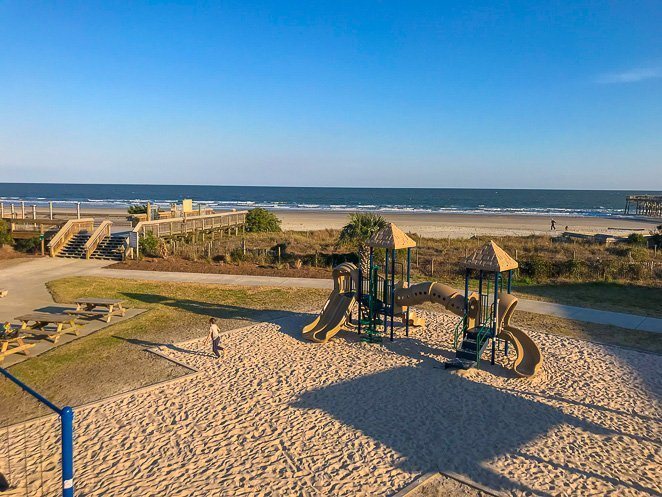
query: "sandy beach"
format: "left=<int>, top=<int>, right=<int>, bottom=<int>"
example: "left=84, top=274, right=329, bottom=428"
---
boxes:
left=9, top=204, right=661, bottom=239
left=277, top=210, right=660, bottom=238
left=2, top=310, right=659, bottom=496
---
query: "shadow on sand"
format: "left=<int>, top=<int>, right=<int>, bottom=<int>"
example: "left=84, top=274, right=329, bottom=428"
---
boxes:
left=292, top=360, right=655, bottom=495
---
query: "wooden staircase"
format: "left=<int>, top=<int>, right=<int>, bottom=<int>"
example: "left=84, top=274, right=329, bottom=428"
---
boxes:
left=56, top=233, right=126, bottom=261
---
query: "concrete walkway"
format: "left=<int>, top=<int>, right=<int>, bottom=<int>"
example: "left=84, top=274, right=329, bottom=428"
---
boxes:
left=0, top=258, right=113, bottom=322
left=2, top=259, right=661, bottom=334
left=515, top=300, right=662, bottom=333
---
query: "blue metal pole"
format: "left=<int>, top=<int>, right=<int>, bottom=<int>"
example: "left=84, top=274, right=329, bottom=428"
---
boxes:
left=507, top=270, right=512, bottom=293
left=61, top=406, right=74, bottom=497
left=0, top=368, right=62, bottom=414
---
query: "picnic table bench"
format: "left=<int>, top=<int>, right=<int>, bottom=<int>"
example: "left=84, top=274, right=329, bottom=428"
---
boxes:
left=1, top=324, right=35, bottom=363
left=66, top=298, right=126, bottom=323
left=15, top=312, right=80, bottom=344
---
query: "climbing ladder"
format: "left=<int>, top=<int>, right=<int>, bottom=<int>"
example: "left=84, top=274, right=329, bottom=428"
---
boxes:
left=449, top=324, right=493, bottom=369
left=359, top=265, right=384, bottom=343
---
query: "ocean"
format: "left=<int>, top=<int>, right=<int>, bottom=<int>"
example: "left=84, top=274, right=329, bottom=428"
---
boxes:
left=0, top=183, right=658, bottom=218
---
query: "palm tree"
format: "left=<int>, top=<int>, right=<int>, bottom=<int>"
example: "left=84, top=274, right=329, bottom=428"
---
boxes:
left=338, top=212, right=387, bottom=273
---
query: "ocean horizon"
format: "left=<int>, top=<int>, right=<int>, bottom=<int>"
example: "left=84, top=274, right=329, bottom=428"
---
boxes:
left=1, top=183, right=660, bottom=219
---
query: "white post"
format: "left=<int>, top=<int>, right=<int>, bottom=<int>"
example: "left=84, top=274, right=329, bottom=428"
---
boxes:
left=49, top=201, right=53, bottom=220
left=0, top=202, right=3, bottom=218
left=21, top=201, right=25, bottom=218
left=11, top=204, right=15, bottom=218
left=76, top=202, right=81, bottom=219
left=32, top=205, right=37, bottom=219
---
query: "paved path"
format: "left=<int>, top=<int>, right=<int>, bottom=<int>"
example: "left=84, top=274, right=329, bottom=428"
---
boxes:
left=3, top=259, right=661, bottom=333
left=515, top=299, right=662, bottom=333
left=0, top=258, right=113, bottom=322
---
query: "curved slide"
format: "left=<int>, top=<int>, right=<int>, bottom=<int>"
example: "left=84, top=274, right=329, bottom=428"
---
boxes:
left=499, top=325, right=542, bottom=377
left=496, top=293, right=543, bottom=377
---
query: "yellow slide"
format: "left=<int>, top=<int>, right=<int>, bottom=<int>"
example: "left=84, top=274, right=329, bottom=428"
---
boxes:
left=302, top=262, right=359, bottom=343
left=496, top=293, right=543, bottom=378
left=499, top=325, right=543, bottom=377
left=302, top=292, right=356, bottom=343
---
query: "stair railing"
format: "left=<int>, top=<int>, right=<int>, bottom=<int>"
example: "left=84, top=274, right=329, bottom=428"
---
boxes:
left=47, top=218, right=95, bottom=257
left=453, top=313, right=466, bottom=350
left=474, top=316, right=496, bottom=365
left=83, top=220, right=113, bottom=259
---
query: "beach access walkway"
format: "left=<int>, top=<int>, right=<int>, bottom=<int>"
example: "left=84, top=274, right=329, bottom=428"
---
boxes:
left=1, top=258, right=661, bottom=333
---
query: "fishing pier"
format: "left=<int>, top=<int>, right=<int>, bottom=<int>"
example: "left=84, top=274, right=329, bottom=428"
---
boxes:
left=624, top=195, right=662, bottom=218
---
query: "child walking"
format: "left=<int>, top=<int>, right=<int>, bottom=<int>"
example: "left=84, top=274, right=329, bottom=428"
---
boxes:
left=207, top=318, right=223, bottom=359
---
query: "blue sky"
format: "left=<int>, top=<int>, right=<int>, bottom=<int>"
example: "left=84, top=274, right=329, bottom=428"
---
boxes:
left=1, top=1, right=661, bottom=188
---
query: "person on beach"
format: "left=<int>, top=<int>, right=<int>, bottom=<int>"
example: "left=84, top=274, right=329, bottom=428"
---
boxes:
left=206, top=318, right=223, bottom=358
left=550, top=219, right=557, bottom=231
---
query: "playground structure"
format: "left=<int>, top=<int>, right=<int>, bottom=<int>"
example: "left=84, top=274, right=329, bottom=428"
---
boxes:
left=302, top=224, right=542, bottom=377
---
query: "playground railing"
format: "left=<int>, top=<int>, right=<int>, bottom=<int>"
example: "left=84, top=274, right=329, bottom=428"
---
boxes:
left=452, top=314, right=466, bottom=350
left=475, top=325, right=492, bottom=366
left=0, top=367, right=74, bottom=496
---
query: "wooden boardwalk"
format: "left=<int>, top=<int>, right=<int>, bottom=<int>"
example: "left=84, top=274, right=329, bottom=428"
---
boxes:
left=129, top=210, right=248, bottom=257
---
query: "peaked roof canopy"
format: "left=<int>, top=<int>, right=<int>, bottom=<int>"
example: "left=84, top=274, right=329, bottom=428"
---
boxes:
left=367, top=223, right=417, bottom=249
left=464, top=240, right=519, bottom=272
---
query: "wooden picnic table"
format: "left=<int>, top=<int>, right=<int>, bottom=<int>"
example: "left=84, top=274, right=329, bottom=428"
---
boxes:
left=15, top=312, right=80, bottom=344
left=67, top=298, right=126, bottom=323
left=1, top=324, right=35, bottom=363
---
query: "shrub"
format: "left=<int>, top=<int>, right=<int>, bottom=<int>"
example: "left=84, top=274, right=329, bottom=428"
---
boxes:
left=628, top=246, right=650, bottom=261
left=139, top=233, right=160, bottom=257
left=13, top=237, right=40, bottom=254
left=128, top=204, right=148, bottom=215
left=561, top=258, right=585, bottom=279
left=245, top=208, right=282, bottom=233
left=520, top=255, right=552, bottom=280
left=626, top=233, right=647, bottom=246
left=0, top=220, right=12, bottom=247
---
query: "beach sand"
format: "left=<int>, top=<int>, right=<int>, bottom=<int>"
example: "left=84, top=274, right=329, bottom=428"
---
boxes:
left=277, top=210, right=660, bottom=238
left=2, top=310, right=659, bottom=496
left=12, top=205, right=661, bottom=239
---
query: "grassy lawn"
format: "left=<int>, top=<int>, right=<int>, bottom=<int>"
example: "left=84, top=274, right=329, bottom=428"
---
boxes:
left=512, top=311, right=662, bottom=355
left=511, top=281, right=662, bottom=318
left=1, top=277, right=327, bottom=425
left=416, top=276, right=662, bottom=317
